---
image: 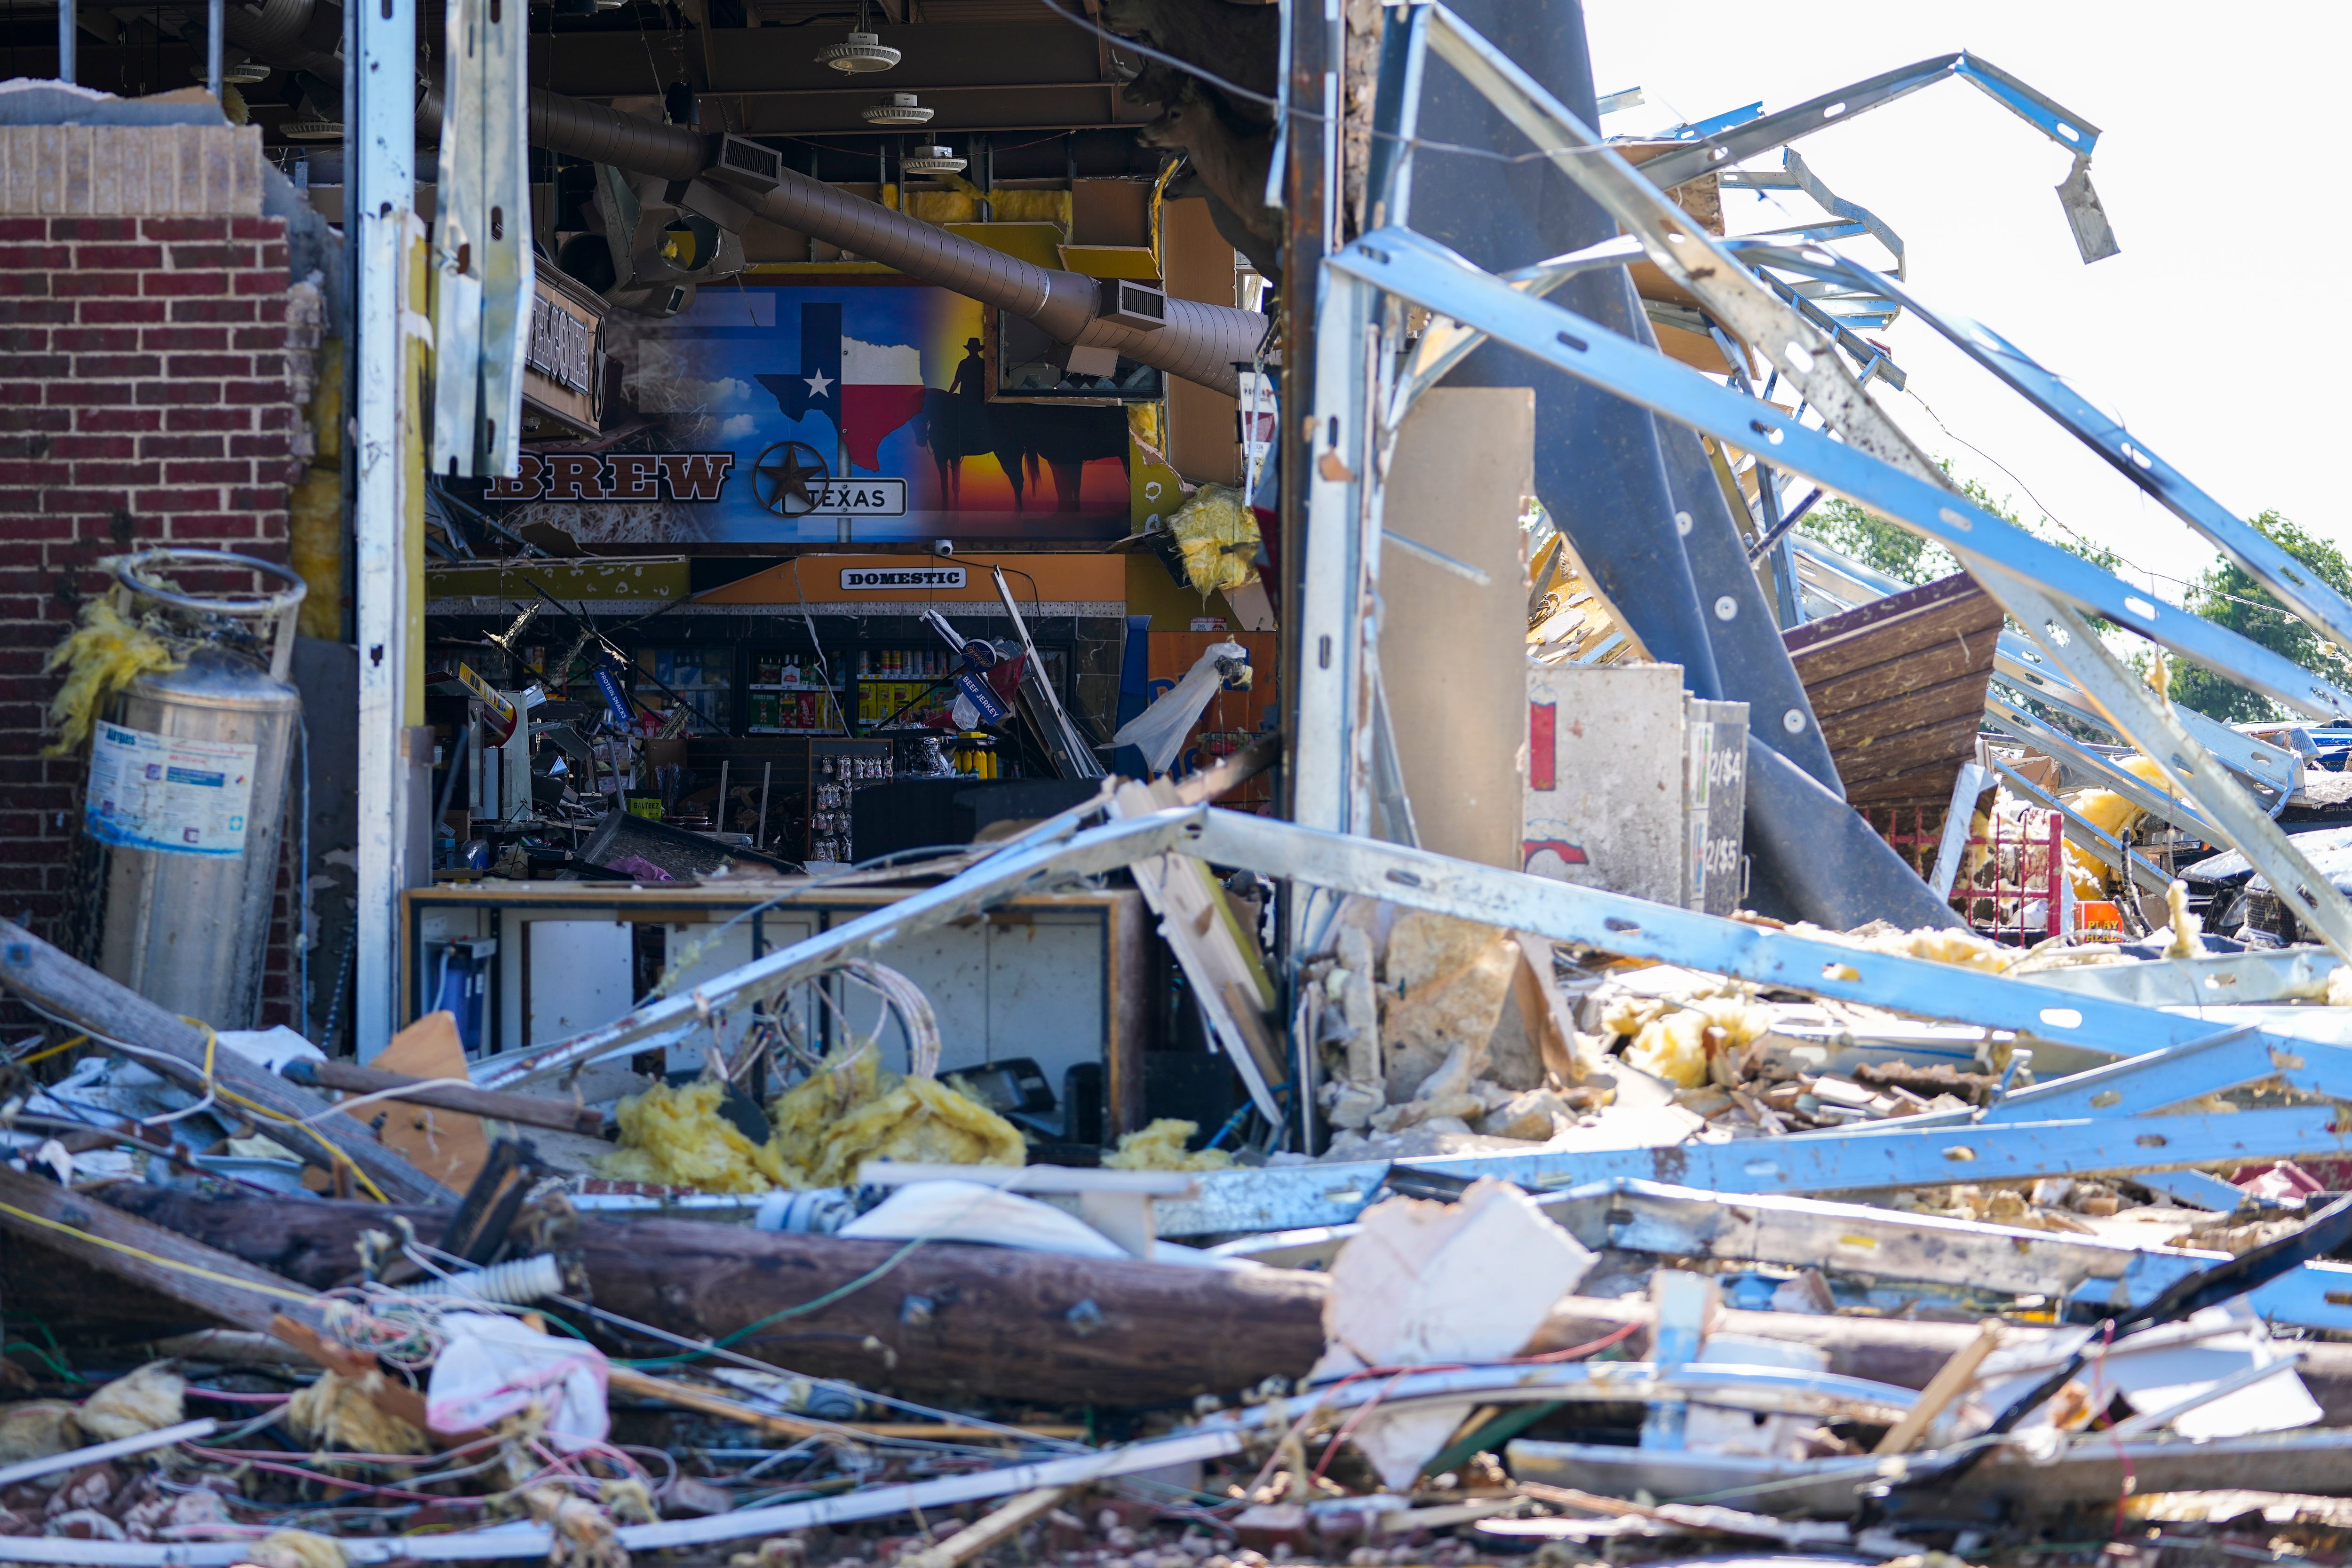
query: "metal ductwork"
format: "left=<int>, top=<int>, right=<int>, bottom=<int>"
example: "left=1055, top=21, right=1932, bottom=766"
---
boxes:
left=216, top=0, right=1270, bottom=396
left=221, top=0, right=343, bottom=74
left=529, top=90, right=704, bottom=182
left=528, top=95, right=1269, bottom=396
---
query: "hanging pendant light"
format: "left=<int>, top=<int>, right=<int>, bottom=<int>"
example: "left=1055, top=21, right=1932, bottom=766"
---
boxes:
left=901, top=144, right=966, bottom=175
left=818, top=0, right=899, bottom=72
left=862, top=92, right=932, bottom=126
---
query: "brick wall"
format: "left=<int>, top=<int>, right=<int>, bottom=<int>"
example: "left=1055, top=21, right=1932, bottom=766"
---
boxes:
left=0, top=123, right=314, bottom=1027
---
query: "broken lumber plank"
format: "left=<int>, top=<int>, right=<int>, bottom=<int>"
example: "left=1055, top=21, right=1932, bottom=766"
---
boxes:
left=104, top=1187, right=1333, bottom=1407
left=898, top=1486, right=1071, bottom=1568
left=606, top=1365, right=844, bottom=1444
left=0, top=1241, right=228, bottom=1335
left=0, top=916, right=454, bottom=1205
left=856, top=1421, right=1087, bottom=1439
left=284, top=1057, right=607, bottom=1135
left=1871, top=1317, right=2002, bottom=1454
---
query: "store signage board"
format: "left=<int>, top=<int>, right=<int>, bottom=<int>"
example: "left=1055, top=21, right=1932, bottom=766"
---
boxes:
left=482, top=279, right=1137, bottom=545
left=520, top=269, right=606, bottom=437
left=842, top=564, right=963, bottom=590
left=693, top=553, right=1125, bottom=608
left=816, top=480, right=909, bottom=517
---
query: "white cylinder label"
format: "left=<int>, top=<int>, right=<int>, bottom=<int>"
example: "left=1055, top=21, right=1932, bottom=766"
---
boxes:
left=85, top=722, right=259, bottom=858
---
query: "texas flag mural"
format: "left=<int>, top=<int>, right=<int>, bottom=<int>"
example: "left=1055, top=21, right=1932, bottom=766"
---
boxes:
left=756, top=301, right=928, bottom=473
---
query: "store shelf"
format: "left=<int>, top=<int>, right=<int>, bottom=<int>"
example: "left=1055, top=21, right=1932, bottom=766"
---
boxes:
left=747, top=683, right=838, bottom=693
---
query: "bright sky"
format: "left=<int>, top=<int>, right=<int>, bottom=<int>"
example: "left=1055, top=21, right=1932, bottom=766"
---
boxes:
left=1582, top=1, right=2350, bottom=606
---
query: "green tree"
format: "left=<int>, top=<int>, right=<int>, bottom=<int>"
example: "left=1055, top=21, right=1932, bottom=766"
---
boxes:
left=2169, top=511, right=2352, bottom=723
left=1798, top=494, right=1956, bottom=587
left=1797, top=469, right=2123, bottom=590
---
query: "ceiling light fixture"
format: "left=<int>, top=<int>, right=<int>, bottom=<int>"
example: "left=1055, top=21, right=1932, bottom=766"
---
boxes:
left=862, top=92, right=932, bottom=126
left=818, top=0, right=899, bottom=73
left=901, top=144, right=966, bottom=175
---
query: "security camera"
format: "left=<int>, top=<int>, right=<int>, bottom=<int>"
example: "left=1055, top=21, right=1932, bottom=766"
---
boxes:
left=935, top=539, right=955, bottom=555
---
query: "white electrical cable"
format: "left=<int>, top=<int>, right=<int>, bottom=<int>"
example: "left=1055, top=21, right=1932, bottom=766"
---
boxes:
left=402, top=1252, right=564, bottom=1305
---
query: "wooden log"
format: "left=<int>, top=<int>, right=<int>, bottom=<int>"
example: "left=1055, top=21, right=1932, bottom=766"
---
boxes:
left=286, top=1057, right=609, bottom=1136
left=0, top=916, right=453, bottom=1206
left=101, top=1187, right=1335, bottom=1407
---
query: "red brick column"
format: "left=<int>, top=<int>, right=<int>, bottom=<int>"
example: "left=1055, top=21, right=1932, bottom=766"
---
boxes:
left=0, top=204, right=311, bottom=1025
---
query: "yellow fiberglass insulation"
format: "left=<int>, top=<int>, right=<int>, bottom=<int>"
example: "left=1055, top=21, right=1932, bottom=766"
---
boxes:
left=1598, top=992, right=1673, bottom=1041
left=603, top=1049, right=1029, bottom=1194
left=2060, top=756, right=2176, bottom=895
left=286, top=1370, right=429, bottom=1456
left=1103, top=1117, right=1233, bottom=1173
left=1167, top=483, right=1261, bottom=600
left=1625, top=998, right=1771, bottom=1089
left=1851, top=925, right=2018, bottom=974
left=77, top=1362, right=183, bottom=1441
left=2164, top=878, right=2207, bottom=961
left=42, top=599, right=183, bottom=756
left=248, top=1531, right=350, bottom=1568
left=598, top=1078, right=789, bottom=1194
left=771, top=1045, right=1026, bottom=1189
left=0, top=1402, right=82, bottom=1463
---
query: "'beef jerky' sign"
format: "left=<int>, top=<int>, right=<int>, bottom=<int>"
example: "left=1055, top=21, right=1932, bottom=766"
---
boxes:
left=528, top=294, right=596, bottom=396
left=520, top=271, right=608, bottom=436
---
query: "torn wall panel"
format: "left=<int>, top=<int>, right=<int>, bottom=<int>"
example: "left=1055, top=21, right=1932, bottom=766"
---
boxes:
left=1377, top=387, right=1536, bottom=869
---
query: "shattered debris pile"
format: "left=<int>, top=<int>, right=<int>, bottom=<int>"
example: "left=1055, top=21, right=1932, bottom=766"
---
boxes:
left=18, top=795, right=2352, bottom=1568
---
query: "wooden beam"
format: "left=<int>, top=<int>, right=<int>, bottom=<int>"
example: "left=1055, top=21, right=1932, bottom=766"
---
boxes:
left=0, top=916, right=453, bottom=1206
left=287, top=1057, right=607, bottom=1137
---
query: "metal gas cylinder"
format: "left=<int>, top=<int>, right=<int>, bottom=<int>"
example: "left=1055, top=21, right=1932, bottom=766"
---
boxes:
left=80, top=550, right=306, bottom=1028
